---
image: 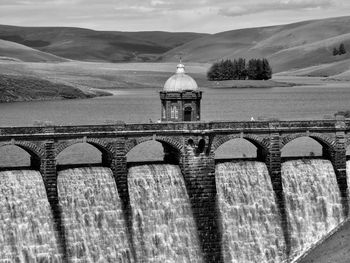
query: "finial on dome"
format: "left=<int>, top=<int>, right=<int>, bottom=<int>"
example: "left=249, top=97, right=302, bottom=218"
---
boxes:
left=176, top=62, right=185, bottom=74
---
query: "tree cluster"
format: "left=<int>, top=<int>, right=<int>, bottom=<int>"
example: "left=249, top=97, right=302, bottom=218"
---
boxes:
left=333, top=43, right=347, bottom=56
left=207, top=58, right=272, bottom=81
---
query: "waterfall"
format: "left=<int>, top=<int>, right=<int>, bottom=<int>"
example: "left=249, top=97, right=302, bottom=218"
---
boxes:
left=347, top=160, right=350, bottom=194
left=0, top=170, right=62, bottom=262
left=282, top=159, right=344, bottom=259
left=128, top=164, right=203, bottom=262
left=216, top=161, right=286, bottom=263
left=57, top=167, right=134, bottom=262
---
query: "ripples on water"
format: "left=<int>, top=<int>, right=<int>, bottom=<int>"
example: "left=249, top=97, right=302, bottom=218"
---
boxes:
left=0, top=170, right=62, bottom=263
left=128, top=164, right=203, bottom=263
left=216, top=161, right=285, bottom=263
left=282, top=159, right=344, bottom=259
left=57, top=167, right=133, bottom=263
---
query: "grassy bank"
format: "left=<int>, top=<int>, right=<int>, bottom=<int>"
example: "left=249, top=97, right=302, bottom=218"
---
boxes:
left=0, top=61, right=297, bottom=92
left=0, top=74, right=110, bottom=103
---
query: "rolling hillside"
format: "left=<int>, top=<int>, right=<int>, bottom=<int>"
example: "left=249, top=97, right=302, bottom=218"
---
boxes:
left=0, top=73, right=97, bottom=102
left=0, top=39, right=66, bottom=62
left=161, top=16, right=350, bottom=73
left=0, top=25, right=207, bottom=62
left=296, top=219, right=350, bottom=263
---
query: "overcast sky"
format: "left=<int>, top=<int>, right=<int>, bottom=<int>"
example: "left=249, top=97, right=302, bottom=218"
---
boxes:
left=0, top=0, right=350, bottom=33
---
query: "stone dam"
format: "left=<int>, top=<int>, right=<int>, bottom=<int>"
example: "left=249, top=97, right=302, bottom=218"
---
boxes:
left=0, top=119, right=350, bottom=263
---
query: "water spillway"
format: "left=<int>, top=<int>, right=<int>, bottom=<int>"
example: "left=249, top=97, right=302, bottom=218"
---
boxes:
left=128, top=164, right=203, bottom=262
left=216, top=161, right=286, bottom=263
left=347, top=160, right=350, bottom=193
left=0, top=170, right=62, bottom=262
left=282, top=159, right=344, bottom=259
left=57, top=167, right=134, bottom=262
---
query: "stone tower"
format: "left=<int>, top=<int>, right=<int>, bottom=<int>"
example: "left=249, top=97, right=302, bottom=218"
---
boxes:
left=160, top=63, right=202, bottom=122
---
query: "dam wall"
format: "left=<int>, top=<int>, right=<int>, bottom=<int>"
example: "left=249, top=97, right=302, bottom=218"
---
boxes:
left=1, top=118, right=350, bottom=262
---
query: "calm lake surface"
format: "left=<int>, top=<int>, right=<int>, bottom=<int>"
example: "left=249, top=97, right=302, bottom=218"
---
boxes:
left=0, top=78, right=349, bottom=126
left=1, top=77, right=350, bottom=165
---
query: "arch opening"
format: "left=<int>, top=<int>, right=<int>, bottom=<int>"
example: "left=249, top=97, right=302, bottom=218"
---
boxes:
left=214, top=138, right=264, bottom=161
left=281, top=137, right=326, bottom=159
left=127, top=140, right=180, bottom=165
left=56, top=143, right=108, bottom=169
left=196, top=139, right=206, bottom=154
left=184, top=106, right=192, bottom=121
left=0, top=145, right=39, bottom=169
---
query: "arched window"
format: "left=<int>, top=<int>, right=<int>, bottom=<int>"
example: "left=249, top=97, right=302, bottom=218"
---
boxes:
left=170, top=105, right=178, bottom=119
left=162, top=105, right=166, bottom=118
left=184, top=106, right=192, bottom=121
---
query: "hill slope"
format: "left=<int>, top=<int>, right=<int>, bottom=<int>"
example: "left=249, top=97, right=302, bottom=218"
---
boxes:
left=0, top=74, right=95, bottom=102
left=161, top=16, right=350, bottom=73
left=0, top=25, right=208, bottom=62
left=296, top=219, right=350, bottom=263
left=0, top=39, right=66, bottom=62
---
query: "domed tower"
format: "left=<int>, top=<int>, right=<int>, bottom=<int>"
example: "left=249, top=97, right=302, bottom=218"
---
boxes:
left=160, top=63, right=202, bottom=122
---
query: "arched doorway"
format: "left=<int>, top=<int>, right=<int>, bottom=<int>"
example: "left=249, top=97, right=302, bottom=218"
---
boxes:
left=184, top=106, right=192, bottom=121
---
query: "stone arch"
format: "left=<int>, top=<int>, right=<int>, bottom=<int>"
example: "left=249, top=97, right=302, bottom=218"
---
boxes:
left=126, top=136, right=183, bottom=164
left=55, top=138, right=114, bottom=158
left=281, top=133, right=336, bottom=152
left=125, top=136, right=183, bottom=155
left=0, top=140, right=44, bottom=160
left=211, top=134, right=269, bottom=153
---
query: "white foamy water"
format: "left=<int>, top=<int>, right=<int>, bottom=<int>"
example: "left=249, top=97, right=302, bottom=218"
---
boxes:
left=216, top=161, right=286, bottom=263
left=347, top=161, right=350, bottom=197
left=57, top=167, right=134, bottom=263
left=0, top=170, right=62, bottom=262
left=282, top=159, right=344, bottom=259
left=128, top=164, right=203, bottom=263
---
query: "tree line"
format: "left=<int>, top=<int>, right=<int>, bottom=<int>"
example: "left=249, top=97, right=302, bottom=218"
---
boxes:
left=207, top=58, right=272, bottom=81
left=333, top=43, right=347, bottom=56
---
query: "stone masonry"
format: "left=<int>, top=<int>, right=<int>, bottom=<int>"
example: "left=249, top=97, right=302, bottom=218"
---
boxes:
left=1, top=119, right=350, bottom=262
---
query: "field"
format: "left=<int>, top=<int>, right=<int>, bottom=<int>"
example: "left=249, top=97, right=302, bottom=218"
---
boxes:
left=0, top=60, right=297, bottom=97
left=2, top=16, right=350, bottom=102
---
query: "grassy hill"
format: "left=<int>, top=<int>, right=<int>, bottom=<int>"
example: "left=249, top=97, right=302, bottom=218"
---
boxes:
left=0, top=39, right=66, bottom=62
left=161, top=16, right=350, bottom=73
left=276, top=58, right=350, bottom=78
left=296, top=219, right=350, bottom=263
left=0, top=25, right=207, bottom=62
left=0, top=73, right=101, bottom=102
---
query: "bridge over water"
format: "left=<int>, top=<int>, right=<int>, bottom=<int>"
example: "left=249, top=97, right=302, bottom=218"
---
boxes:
left=0, top=118, right=349, bottom=262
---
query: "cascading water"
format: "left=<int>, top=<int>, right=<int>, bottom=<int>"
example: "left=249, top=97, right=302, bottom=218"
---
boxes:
left=282, top=159, right=344, bottom=260
left=57, top=167, right=134, bottom=263
left=128, top=164, right=203, bottom=262
left=0, top=170, right=62, bottom=262
left=347, top=161, right=350, bottom=194
left=216, top=161, right=286, bottom=263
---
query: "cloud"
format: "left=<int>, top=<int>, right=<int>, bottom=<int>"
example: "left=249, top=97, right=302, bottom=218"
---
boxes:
left=218, top=0, right=336, bottom=17
left=0, top=0, right=349, bottom=33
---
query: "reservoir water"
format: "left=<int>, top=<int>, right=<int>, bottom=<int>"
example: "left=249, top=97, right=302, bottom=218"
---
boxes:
left=1, top=79, right=350, bottom=126
left=0, top=76, right=350, bottom=262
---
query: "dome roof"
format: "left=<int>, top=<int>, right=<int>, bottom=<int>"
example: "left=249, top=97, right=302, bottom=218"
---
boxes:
left=163, top=64, right=198, bottom=92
